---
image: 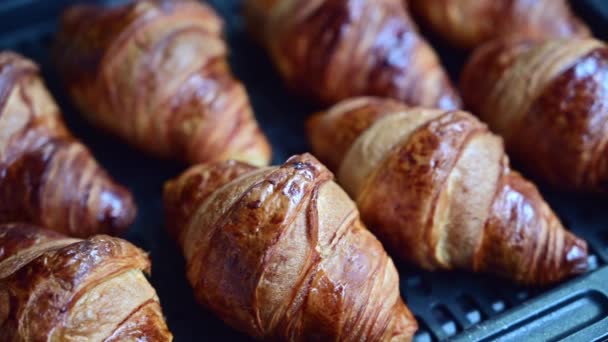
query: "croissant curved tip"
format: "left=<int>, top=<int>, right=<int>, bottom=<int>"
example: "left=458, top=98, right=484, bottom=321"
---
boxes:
left=438, top=92, right=462, bottom=111
left=96, top=187, right=137, bottom=237
left=388, top=300, right=418, bottom=341
left=564, top=235, right=588, bottom=275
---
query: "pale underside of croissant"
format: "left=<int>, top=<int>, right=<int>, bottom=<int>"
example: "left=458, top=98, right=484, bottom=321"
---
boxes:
left=0, top=223, right=172, bottom=341
left=307, top=97, right=588, bottom=285
left=409, top=0, right=590, bottom=49
left=245, top=0, right=461, bottom=110
left=0, top=52, right=136, bottom=238
left=54, top=0, right=271, bottom=166
left=164, top=153, right=417, bottom=341
left=461, top=38, right=608, bottom=192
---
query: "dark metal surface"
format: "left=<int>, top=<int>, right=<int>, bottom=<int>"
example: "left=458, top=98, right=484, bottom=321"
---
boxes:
left=0, top=0, right=607, bottom=341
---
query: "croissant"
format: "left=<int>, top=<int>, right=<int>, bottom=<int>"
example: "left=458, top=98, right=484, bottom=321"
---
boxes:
left=0, top=52, right=135, bottom=238
left=461, top=38, right=608, bottom=192
left=0, top=223, right=172, bottom=341
left=54, top=0, right=271, bottom=166
left=409, top=0, right=590, bottom=49
left=307, top=97, right=588, bottom=285
left=244, top=0, right=461, bottom=109
left=164, top=153, right=418, bottom=341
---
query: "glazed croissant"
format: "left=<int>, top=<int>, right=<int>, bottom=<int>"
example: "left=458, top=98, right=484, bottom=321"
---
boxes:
left=409, top=0, right=590, bottom=49
left=307, top=97, right=588, bottom=285
left=461, top=38, right=608, bottom=192
left=0, top=223, right=172, bottom=341
left=54, top=0, right=271, bottom=166
left=164, top=153, right=418, bottom=341
left=0, top=52, right=135, bottom=238
left=245, top=0, right=461, bottom=109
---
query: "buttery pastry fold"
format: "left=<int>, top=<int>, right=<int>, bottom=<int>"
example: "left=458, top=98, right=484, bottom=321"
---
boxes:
left=245, top=0, right=461, bottom=109
left=164, top=153, right=418, bottom=341
left=0, top=223, right=172, bottom=341
left=308, top=97, right=588, bottom=285
left=409, top=0, right=589, bottom=49
left=461, top=38, right=608, bottom=192
left=55, top=0, right=271, bottom=166
left=0, top=52, right=135, bottom=237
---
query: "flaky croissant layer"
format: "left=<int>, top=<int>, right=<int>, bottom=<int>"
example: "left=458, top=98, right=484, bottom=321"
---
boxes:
left=308, top=97, right=588, bottom=285
left=164, top=153, right=418, bottom=341
left=0, top=51, right=136, bottom=237
left=0, top=223, right=172, bottom=341
left=409, top=0, right=589, bottom=49
left=245, top=0, right=461, bottom=109
left=461, top=38, right=608, bottom=192
left=55, top=0, right=271, bottom=166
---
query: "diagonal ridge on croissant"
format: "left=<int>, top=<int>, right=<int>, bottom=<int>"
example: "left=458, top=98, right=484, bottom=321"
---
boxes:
left=0, top=52, right=136, bottom=238
left=164, top=153, right=418, bottom=341
left=409, top=0, right=589, bottom=49
left=308, top=97, right=588, bottom=285
left=461, top=38, right=608, bottom=192
left=54, top=0, right=271, bottom=166
left=245, top=0, right=461, bottom=110
left=0, top=223, right=172, bottom=341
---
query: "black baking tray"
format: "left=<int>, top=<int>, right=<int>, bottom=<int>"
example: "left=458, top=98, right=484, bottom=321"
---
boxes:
left=1, top=0, right=608, bottom=341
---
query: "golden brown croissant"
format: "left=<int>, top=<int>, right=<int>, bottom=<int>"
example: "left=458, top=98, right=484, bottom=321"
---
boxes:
left=0, top=52, right=135, bottom=238
left=409, top=0, right=590, bottom=49
left=0, top=223, right=172, bottom=341
left=461, top=38, right=608, bottom=192
left=245, top=0, right=461, bottom=109
left=164, top=153, right=418, bottom=341
left=307, top=97, right=588, bottom=285
left=54, top=0, right=271, bottom=166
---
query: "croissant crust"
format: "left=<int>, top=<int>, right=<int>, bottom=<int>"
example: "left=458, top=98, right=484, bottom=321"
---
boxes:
left=245, top=0, right=461, bottom=109
left=0, top=52, right=136, bottom=237
left=409, top=0, right=590, bottom=49
left=55, top=0, right=271, bottom=166
left=164, top=153, right=418, bottom=341
left=461, top=38, right=608, bottom=192
left=308, top=97, right=588, bottom=285
left=0, top=223, right=172, bottom=341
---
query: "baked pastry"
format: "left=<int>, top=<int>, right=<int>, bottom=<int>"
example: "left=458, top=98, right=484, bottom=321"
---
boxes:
left=308, top=97, right=588, bottom=285
left=409, top=0, right=589, bottom=49
left=54, top=0, right=271, bottom=166
left=461, top=38, right=608, bottom=192
left=164, top=153, right=418, bottom=341
left=0, top=52, right=135, bottom=237
left=245, top=0, right=461, bottom=109
left=0, top=223, right=172, bottom=341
